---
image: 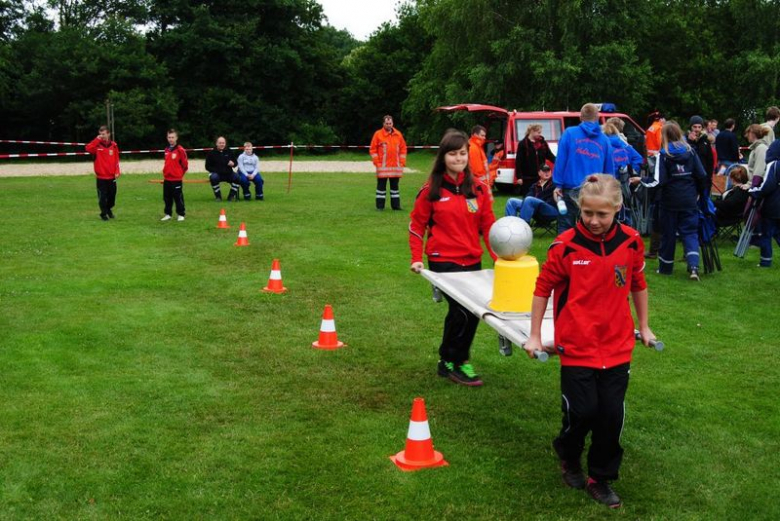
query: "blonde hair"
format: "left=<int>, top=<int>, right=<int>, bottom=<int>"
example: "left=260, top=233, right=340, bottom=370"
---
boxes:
left=243, top=141, right=253, bottom=147
left=525, top=123, right=542, bottom=137
left=602, top=122, right=619, bottom=136
left=606, top=117, right=624, bottom=131
left=662, top=121, right=688, bottom=155
left=577, top=174, right=623, bottom=208
left=580, top=103, right=599, bottom=122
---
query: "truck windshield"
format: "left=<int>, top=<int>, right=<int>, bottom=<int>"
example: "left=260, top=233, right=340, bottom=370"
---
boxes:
left=515, top=119, right=562, bottom=142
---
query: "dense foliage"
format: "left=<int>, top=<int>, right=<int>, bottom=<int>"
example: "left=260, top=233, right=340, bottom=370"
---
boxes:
left=1, top=0, right=779, bottom=147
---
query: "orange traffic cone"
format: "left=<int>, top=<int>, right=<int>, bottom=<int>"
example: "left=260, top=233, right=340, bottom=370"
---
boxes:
left=390, top=397, right=448, bottom=471
left=262, top=259, right=287, bottom=294
left=311, top=304, right=345, bottom=350
left=234, top=222, right=249, bottom=246
left=216, top=209, right=230, bottom=229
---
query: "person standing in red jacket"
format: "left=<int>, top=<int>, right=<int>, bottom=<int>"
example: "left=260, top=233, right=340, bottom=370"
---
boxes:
left=85, top=125, right=120, bottom=221
left=161, top=129, right=189, bottom=221
left=409, top=130, right=496, bottom=386
left=523, top=174, right=656, bottom=509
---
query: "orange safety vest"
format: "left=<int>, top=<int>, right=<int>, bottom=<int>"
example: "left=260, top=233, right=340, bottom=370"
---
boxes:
left=646, top=121, right=663, bottom=155
left=488, top=149, right=504, bottom=186
left=370, top=128, right=407, bottom=178
left=468, top=136, right=489, bottom=184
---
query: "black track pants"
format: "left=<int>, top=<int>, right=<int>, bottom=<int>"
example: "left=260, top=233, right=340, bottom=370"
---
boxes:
left=96, top=178, right=117, bottom=216
left=553, top=363, right=630, bottom=481
left=163, top=180, right=185, bottom=216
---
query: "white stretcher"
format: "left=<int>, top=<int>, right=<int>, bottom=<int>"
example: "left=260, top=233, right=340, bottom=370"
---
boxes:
left=420, top=269, right=555, bottom=360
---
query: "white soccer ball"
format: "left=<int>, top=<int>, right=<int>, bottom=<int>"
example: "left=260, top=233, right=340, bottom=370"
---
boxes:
left=488, top=216, right=533, bottom=260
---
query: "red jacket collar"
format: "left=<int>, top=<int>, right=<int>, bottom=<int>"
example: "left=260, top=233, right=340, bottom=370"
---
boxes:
left=575, top=219, right=619, bottom=242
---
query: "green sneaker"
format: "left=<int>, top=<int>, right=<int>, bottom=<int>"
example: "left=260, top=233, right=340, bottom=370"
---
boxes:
left=449, top=362, right=483, bottom=386
left=437, top=360, right=454, bottom=377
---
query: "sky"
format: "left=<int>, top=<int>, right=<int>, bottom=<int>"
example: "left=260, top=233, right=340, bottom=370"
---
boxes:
left=318, top=0, right=400, bottom=40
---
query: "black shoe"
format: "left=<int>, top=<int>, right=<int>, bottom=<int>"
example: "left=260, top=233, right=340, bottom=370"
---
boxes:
left=100, top=214, right=109, bottom=221
left=107, top=210, right=115, bottom=219
left=215, top=195, right=223, bottom=201
left=437, top=360, right=453, bottom=378
left=560, top=461, right=586, bottom=489
left=586, top=479, right=622, bottom=508
left=448, top=362, right=483, bottom=387
left=243, top=194, right=252, bottom=201
left=256, top=195, right=264, bottom=201
left=376, top=207, right=385, bottom=211
left=227, top=194, right=237, bottom=202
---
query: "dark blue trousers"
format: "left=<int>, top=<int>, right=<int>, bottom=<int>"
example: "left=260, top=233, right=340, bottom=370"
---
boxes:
left=658, top=207, right=699, bottom=273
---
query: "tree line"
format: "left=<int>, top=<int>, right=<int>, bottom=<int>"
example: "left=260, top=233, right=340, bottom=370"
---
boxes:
left=1, top=0, right=778, bottom=149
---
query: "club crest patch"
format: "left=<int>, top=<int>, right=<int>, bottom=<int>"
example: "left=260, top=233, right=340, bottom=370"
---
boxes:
left=466, top=198, right=479, bottom=213
left=614, top=265, right=628, bottom=287
left=172, top=153, right=177, bottom=160
left=108, top=149, right=113, bottom=156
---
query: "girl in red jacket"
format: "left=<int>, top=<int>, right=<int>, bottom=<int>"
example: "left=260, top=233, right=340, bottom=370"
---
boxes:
left=409, top=130, right=496, bottom=386
left=523, top=174, right=656, bottom=508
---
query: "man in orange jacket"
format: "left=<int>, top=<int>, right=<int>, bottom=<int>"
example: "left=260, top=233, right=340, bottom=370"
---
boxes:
left=370, top=115, right=407, bottom=210
left=468, top=125, right=490, bottom=186
left=85, top=125, right=121, bottom=221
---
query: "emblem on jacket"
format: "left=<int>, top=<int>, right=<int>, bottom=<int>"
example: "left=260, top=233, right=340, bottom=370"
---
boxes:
left=614, top=265, right=628, bottom=287
left=109, top=149, right=113, bottom=156
left=172, top=153, right=177, bottom=160
left=466, top=198, right=478, bottom=213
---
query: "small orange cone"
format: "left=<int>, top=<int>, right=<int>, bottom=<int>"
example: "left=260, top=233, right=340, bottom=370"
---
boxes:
left=262, top=259, right=287, bottom=294
left=216, top=209, right=230, bottom=229
left=234, top=222, right=249, bottom=246
left=312, top=304, right=345, bottom=350
left=390, top=398, right=448, bottom=471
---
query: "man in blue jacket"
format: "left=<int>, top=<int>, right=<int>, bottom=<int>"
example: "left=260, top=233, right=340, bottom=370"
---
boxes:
left=553, top=103, right=614, bottom=233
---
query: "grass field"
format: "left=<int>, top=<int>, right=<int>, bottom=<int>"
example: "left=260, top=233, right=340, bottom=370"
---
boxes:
left=1, top=152, right=778, bottom=520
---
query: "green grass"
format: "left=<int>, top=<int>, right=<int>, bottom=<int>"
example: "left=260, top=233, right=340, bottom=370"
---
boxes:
left=0, top=162, right=778, bottom=520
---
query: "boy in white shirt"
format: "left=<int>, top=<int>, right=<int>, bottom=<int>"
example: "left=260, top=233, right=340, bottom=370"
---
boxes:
left=237, top=142, right=264, bottom=200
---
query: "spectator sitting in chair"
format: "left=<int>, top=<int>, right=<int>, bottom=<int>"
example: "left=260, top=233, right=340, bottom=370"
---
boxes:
left=714, top=165, right=750, bottom=227
left=504, top=163, right=557, bottom=224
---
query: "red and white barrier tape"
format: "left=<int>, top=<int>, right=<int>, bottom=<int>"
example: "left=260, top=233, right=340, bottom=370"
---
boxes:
left=0, top=139, right=87, bottom=146
left=0, top=143, right=439, bottom=159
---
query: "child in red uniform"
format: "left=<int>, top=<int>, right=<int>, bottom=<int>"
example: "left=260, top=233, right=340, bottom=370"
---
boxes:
left=85, top=125, right=120, bottom=221
left=161, top=129, right=189, bottom=221
left=409, top=130, right=496, bottom=386
left=523, top=174, right=656, bottom=508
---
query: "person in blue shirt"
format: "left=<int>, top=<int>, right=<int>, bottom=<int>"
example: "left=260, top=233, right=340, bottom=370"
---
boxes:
left=553, top=103, right=614, bottom=233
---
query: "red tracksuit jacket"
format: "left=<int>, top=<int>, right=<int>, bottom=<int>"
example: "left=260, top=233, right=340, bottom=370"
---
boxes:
left=409, top=172, right=496, bottom=265
left=85, top=137, right=120, bottom=180
left=534, top=221, right=647, bottom=369
left=163, top=145, right=189, bottom=181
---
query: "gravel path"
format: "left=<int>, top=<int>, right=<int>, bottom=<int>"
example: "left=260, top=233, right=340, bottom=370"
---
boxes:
left=0, top=160, right=415, bottom=177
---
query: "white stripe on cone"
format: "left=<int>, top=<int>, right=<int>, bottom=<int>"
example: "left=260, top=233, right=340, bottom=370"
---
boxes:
left=270, top=270, right=281, bottom=280
left=219, top=216, right=227, bottom=221
left=406, top=420, right=432, bottom=441
left=238, top=230, right=247, bottom=237
left=320, top=319, right=336, bottom=333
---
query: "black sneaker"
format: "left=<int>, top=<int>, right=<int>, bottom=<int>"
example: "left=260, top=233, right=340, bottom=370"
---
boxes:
left=227, top=193, right=237, bottom=202
left=586, top=479, right=622, bottom=508
left=437, top=360, right=453, bottom=378
left=256, top=195, right=264, bottom=201
left=560, top=461, right=586, bottom=489
left=215, top=195, right=223, bottom=201
left=448, top=362, right=483, bottom=387
left=107, top=210, right=115, bottom=219
left=100, top=214, right=109, bottom=221
left=689, top=268, right=700, bottom=281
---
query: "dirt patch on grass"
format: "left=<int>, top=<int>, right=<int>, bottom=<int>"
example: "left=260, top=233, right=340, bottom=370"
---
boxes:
left=0, top=160, right=415, bottom=177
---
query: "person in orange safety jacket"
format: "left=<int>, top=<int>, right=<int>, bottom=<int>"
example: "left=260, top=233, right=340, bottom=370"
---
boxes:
left=369, top=115, right=407, bottom=210
left=468, top=125, right=490, bottom=186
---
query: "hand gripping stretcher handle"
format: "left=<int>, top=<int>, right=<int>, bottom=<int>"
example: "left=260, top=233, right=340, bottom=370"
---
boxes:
left=635, top=330, right=664, bottom=351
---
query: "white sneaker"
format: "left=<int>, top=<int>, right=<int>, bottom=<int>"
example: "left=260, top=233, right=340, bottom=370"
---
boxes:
left=177, top=215, right=185, bottom=221
left=161, top=215, right=171, bottom=221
